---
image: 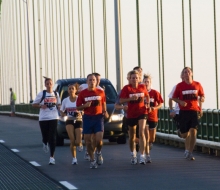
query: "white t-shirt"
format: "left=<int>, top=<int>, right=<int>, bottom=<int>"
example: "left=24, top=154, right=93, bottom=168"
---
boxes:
left=33, top=91, right=61, bottom=121
left=78, top=83, right=103, bottom=92
left=60, top=96, right=82, bottom=120
left=168, top=85, right=180, bottom=114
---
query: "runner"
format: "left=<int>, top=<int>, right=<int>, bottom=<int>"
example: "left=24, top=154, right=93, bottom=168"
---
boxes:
left=32, top=77, right=61, bottom=165
left=143, top=74, right=164, bottom=163
left=76, top=74, right=109, bottom=169
left=78, top=72, right=103, bottom=161
left=60, top=83, right=83, bottom=165
left=120, top=70, right=150, bottom=165
left=168, top=72, right=184, bottom=131
left=172, top=67, right=205, bottom=160
left=115, top=71, right=139, bottom=151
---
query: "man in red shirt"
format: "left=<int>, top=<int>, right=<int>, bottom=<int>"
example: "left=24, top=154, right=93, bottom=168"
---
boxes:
left=172, top=67, right=205, bottom=160
left=77, top=74, right=108, bottom=169
left=120, top=70, right=150, bottom=165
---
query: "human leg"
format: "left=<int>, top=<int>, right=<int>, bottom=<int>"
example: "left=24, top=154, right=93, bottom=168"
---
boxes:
left=189, top=128, right=197, bottom=153
left=138, top=118, right=147, bottom=164
left=144, top=125, right=150, bottom=155
left=129, top=126, right=137, bottom=153
left=95, top=132, right=104, bottom=165
left=48, top=120, right=57, bottom=158
left=138, top=118, right=147, bottom=154
left=66, top=123, right=76, bottom=158
left=39, top=121, right=49, bottom=145
left=84, top=134, right=95, bottom=160
left=74, top=121, right=83, bottom=152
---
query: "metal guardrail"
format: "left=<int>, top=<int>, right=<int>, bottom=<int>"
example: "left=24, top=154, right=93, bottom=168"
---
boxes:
left=158, top=108, right=220, bottom=142
left=1, top=105, right=220, bottom=155
left=0, top=104, right=38, bottom=114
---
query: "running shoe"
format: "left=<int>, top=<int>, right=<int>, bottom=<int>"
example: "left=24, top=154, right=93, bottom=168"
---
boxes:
left=49, top=157, right=55, bottom=165
left=90, top=160, right=98, bottom=169
left=149, top=143, right=153, bottom=150
left=43, top=143, right=49, bottom=153
left=72, top=158, right=78, bottom=165
left=96, top=152, right=103, bottom=165
left=139, top=154, right=146, bottom=165
left=84, top=151, right=90, bottom=161
left=186, top=152, right=195, bottom=161
left=146, top=155, right=152, bottom=163
left=131, top=155, right=138, bottom=165
left=77, top=145, right=83, bottom=152
left=184, top=150, right=189, bottom=159
left=136, top=143, right=139, bottom=152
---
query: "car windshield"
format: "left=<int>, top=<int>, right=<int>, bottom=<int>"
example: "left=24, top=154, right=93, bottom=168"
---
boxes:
left=60, top=83, right=117, bottom=104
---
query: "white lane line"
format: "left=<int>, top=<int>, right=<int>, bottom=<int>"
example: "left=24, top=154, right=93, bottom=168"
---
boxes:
left=0, top=140, right=5, bottom=143
left=59, top=181, right=78, bottom=190
left=11, top=149, right=19, bottom=152
left=29, top=161, right=41, bottom=167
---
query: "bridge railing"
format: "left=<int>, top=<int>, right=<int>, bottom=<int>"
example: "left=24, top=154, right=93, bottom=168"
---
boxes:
left=0, top=104, right=219, bottom=142
left=1, top=104, right=220, bottom=155
left=158, top=108, right=220, bottom=142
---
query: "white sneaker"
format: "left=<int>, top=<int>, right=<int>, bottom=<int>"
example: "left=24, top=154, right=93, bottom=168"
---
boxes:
left=49, top=157, right=55, bottom=165
left=43, top=143, right=49, bottom=153
left=139, top=154, right=146, bottom=165
left=72, top=157, right=78, bottom=165
left=185, top=152, right=195, bottom=161
left=146, top=155, right=152, bottom=163
left=184, top=150, right=189, bottom=159
left=90, top=159, right=98, bottom=169
left=84, top=151, right=90, bottom=161
left=77, top=145, right=83, bottom=152
left=96, top=152, right=103, bottom=165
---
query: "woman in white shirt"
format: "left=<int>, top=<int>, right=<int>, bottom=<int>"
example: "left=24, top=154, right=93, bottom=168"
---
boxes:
left=32, top=77, right=61, bottom=165
left=60, top=83, right=83, bottom=165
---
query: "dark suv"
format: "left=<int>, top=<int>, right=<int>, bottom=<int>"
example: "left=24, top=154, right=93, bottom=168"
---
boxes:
left=53, top=78, right=126, bottom=146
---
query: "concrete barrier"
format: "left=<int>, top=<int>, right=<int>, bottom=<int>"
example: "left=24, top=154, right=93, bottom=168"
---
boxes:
left=156, top=132, right=220, bottom=156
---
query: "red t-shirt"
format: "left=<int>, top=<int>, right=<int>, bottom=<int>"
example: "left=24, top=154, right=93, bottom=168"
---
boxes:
left=148, top=89, right=164, bottom=122
left=76, top=88, right=106, bottom=115
left=120, top=84, right=149, bottom=118
left=172, top=81, right=204, bottom=111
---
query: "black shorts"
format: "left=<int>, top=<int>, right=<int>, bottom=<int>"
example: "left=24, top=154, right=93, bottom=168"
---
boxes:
left=123, top=116, right=140, bottom=138
left=179, top=110, right=198, bottom=133
left=147, top=121, right=158, bottom=130
left=66, top=120, right=82, bottom=129
left=127, top=114, right=148, bottom=127
left=173, top=114, right=180, bottom=129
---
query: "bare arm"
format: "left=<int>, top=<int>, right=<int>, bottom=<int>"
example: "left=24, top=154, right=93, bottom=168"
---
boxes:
left=198, top=96, right=205, bottom=116
left=76, top=101, right=92, bottom=110
left=119, top=95, right=138, bottom=104
left=102, top=102, right=109, bottom=119
left=168, top=98, right=173, bottom=110
left=172, top=98, right=187, bottom=107
left=32, top=103, right=47, bottom=109
left=114, top=103, right=124, bottom=110
left=168, top=99, right=176, bottom=117
left=151, top=102, right=163, bottom=110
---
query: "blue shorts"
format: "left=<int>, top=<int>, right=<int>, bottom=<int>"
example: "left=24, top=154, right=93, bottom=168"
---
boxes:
left=83, top=114, right=104, bottom=134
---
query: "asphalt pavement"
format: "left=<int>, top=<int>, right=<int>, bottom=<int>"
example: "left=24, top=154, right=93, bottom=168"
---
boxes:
left=0, top=115, right=220, bottom=190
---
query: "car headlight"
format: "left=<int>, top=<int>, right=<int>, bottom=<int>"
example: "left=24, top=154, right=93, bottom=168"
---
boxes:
left=111, top=114, right=124, bottom=121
